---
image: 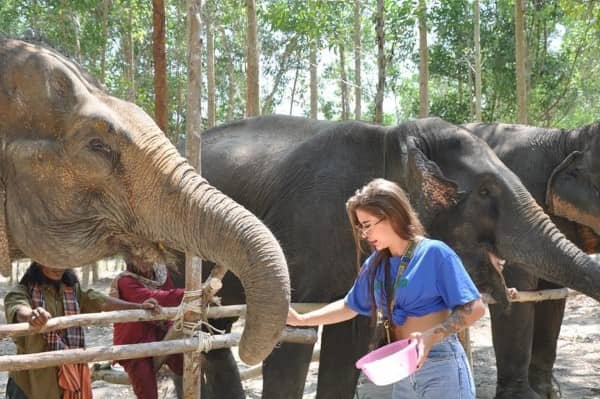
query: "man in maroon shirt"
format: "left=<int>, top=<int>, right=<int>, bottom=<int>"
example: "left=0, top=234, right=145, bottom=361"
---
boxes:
left=111, top=257, right=184, bottom=399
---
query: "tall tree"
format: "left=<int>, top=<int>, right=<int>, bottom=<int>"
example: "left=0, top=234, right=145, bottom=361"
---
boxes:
left=152, top=0, right=168, bottom=133
left=184, top=0, right=203, bottom=396
left=309, top=41, right=318, bottom=119
left=339, top=43, right=349, bottom=120
left=515, top=0, right=528, bottom=123
left=245, top=0, right=260, bottom=116
left=353, top=0, right=362, bottom=120
left=418, top=0, right=429, bottom=118
left=473, top=0, right=482, bottom=122
left=205, top=5, right=216, bottom=128
left=374, top=0, right=385, bottom=123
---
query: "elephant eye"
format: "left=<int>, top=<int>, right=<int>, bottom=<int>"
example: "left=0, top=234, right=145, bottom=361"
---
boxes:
left=88, top=138, right=111, bottom=153
left=479, top=187, right=489, bottom=197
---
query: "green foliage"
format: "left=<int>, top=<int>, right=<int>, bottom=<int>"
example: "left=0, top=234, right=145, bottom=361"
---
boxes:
left=0, top=0, right=598, bottom=132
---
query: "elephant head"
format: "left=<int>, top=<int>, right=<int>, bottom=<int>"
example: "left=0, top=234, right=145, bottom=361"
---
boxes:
left=395, top=118, right=600, bottom=307
left=546, top=122, right=600, bottom=234
left=0, top=39, right=290, bottom=365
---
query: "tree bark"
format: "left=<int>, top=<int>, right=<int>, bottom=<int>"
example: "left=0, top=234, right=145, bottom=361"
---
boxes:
left=289, top=63, right=299, bottom=115
left=310, top=41, right=318, bottom=119
left=245, top=0, right=260, bottom=117
left=261, top=38, right=297, bottom=115
left=206, top=10, right=216, bottom=128
left=218, top=27, right=235, bottom=121
left=418, top=0, right=429, bottom=118
left=339, top=44, right=349, bottom=120
left=152, top=0, right=168, bottom=133
left=185, top=0, right=203, bottom=396
left=99, top=0, right=110, bottom=84
left=123, top=6, right=136, bottom=102
left=374, top=0, right=385, bottom=123
left=515, top=0, right=528, bottom=123
left=473, top=0, right=482, bottom=122
left=353, top=0, right=362, bottom=120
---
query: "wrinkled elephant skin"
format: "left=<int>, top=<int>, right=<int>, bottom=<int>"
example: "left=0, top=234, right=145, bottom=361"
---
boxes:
left=200, top=115, right=600, bottom=399
left=0, top=39, right=290, bottom=365
left=467, top=122, right=600, bottom=399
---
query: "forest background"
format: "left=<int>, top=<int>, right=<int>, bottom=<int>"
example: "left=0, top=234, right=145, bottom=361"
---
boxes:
left=1, top=0, right=599, bottom=150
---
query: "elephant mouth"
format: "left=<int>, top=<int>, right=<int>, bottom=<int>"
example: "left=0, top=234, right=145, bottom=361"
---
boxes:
left=487, top=251, right=507, bottom=275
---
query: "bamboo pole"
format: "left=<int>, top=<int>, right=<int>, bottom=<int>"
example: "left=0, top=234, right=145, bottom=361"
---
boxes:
left=0, top=327, right=317, bottom=372
left=481, top=288, right=574, bottom=304
left=0, top=303, right=328, bottom=339
left=0, top=290, right=577, bottom=340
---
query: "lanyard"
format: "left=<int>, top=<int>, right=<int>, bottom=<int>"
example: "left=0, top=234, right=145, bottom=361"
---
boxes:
left=381, top=238, right=421, bottom=344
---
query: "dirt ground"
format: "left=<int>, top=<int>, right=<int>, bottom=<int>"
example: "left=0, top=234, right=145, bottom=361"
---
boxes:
left=0, top=267, right=598, bottom=399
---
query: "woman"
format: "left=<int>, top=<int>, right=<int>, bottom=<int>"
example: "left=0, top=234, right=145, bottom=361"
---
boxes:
left=4, top=261, right=160, bottom=399
left=287, top=178, right=485, bottom=399
left=111, top=256, right=184, bottom=399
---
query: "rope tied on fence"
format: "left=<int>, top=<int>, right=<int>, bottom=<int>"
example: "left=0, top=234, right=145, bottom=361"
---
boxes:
left=172, top=289, right=225, bottom=339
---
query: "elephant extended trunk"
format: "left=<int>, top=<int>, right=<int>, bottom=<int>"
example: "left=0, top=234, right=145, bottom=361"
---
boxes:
left=500, top=202, right=600, bottom=302
left=143, top=155, right=290, bottom=365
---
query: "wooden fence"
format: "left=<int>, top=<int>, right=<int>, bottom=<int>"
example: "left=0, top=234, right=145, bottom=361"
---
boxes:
left=0, top=289, right=577, bottom=388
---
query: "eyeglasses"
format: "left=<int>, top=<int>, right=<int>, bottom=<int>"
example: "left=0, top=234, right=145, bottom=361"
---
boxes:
left=356, top=218, right=384, bottom=237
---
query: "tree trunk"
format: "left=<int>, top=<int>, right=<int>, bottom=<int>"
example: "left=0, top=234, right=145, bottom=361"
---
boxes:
left=515, top=0, right=528, bottom=123
left=339, top=44, right=349, bottom=120
left=245, top=0, right=260, bottom=117
left=374, top=0, right=385, bottom=124
left=473, top=0, right=482, bottom=122
left=100, top=0, right=110, bottom=84
left=218, top=27, right=235, bottom=122
left=309, top=41, right=318, bottom=119
left=123, top=6, right=136, bottom=102
left=261, top=38, right=296, bottom=115
left=206, top=10, right=216, bottom=128
left=418, top=0, right=429, bottom=118
left=185, top=0, right=203, bottom=395
left=152, top=0, right=168, bottom=133
left=289, top=62, right=299, bottom=115
left=353, top=0, right=362, bottom=120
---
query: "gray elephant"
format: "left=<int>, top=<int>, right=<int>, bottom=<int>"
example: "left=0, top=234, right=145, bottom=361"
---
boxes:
left=198, top=115, right=600, bottom=399
left=466, top=121, right=600, bottom=399
left=0, top=38, right=291, bottom=368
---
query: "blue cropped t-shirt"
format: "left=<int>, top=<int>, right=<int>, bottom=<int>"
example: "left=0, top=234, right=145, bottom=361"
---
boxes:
left=344, top=238, right=480, bottom=326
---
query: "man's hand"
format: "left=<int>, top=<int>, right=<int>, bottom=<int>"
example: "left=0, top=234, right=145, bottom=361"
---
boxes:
left=28, top=307, right=52, bottom=328
left=140, top=297, right=161, bottom=315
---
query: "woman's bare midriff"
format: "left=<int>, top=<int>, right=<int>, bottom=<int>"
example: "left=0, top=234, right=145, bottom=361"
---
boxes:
left=392, top=309, right=451, bottom=340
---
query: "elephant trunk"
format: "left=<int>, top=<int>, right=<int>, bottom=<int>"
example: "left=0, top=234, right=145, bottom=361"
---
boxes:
left=139, top=148, right=290, bottom=365
left=498, top=194, right=600, bottom=302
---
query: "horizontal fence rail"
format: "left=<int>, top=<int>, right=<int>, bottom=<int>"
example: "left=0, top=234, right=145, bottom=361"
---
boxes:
left=0, top=327, right=317, bottom=372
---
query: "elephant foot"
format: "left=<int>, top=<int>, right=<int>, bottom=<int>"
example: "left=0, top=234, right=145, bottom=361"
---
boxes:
left=529, top=370, right=560, bottom=399
left=495, top=384, right=543, bottom=399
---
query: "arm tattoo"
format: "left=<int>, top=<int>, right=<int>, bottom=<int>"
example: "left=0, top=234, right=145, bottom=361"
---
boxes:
left=433, top=301, right=475, bottom=337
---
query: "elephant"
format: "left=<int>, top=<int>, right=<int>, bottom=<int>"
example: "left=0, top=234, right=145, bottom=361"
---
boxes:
left=0, top=38, right=291, bottom=367
left=197, top=115, right=600, bottom=399
left=465, top=121, right=600, bottom=399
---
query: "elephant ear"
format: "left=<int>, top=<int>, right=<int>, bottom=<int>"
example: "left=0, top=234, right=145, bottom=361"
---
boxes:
left=406, top=137, right=464, bottom=226
left=0, top=180, right=11, bottom=277
left=545, top=150, right=600, bottom=234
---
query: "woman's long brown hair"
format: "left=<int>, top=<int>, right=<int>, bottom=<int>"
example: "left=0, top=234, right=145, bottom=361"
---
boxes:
left=346, top=178, right=426, bottom=327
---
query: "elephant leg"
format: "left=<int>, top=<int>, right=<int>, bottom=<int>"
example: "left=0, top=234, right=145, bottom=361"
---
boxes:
left=491, top=266, right=541, bottom=399
left=316, top=316, right=372, bottom=399
left=262, top=334, right=316, bottom=399
left=201, top=348, right=245, bottom=399
left=529, top=280, right=566, bottom=399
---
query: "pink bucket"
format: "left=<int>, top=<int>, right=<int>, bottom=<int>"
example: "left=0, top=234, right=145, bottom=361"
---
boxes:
left=355, top=339, right=418, bottom=386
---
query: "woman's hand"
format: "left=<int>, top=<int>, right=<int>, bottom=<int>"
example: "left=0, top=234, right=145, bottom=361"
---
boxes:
left=140, top=297, right=161, bottom=315
left=409, top=331, right=436, bottom=370
left=28, top=307, right=52, bottom=328
left=286, top=307, right=304, bottom=326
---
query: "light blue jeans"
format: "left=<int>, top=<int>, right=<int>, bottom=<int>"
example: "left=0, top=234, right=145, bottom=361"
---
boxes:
left=391, top=334, right=475, bottom=399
